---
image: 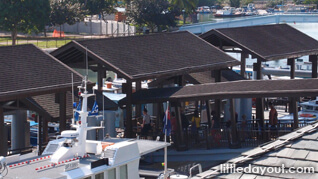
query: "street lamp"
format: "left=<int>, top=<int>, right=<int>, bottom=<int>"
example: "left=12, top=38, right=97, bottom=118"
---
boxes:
left=182, top=9, right=186, bottom=25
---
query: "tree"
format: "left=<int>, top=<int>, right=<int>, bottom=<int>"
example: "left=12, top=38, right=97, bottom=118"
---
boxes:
left=230, top=0, right=241, bottom=7
left=303, top=0, right=318, bottom=8
left=240, top=0, right=253, bottom=6
left=170, top=0, right=198, bottom=25
left=127, top=0, right=179, bottom=32
left=50, top=0, right=84, bottom=37
left=0, top=0, right=50, bottom=45
left=170, top=0, right=198, bottom=13
left=197, top=0, right=217, bottom=7
left=266, top=0, right=283, bottom=8
left=79, top=0, right=117, bottom=19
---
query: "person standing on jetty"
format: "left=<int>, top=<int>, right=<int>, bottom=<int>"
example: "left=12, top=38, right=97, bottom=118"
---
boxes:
left=141, top=108, right=151, bottom=137
left=269, top=102, right=278, bottom=129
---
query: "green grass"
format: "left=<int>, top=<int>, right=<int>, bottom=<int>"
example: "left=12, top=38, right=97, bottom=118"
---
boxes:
left=0, top=38, right=71, bottom=48
left=0, top=37, right=11, bottom=43
left=31, top=40, right=72, bottom=48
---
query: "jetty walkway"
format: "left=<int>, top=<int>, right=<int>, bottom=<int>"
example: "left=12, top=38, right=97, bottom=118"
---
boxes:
left=179, top=14, right=318, bottom=34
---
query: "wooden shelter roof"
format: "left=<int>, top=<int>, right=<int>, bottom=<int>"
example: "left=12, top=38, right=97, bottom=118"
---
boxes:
left=188, top=68, right=246, bottom=84
left=119, top=78, right=318, bottom=105
left=51, top=31, right=240, bottom=81
left=200, top=24, right=318, bottom=61
left=0, top=44, right=83, bottom=102
left=147, top=69, right=245, bottom=88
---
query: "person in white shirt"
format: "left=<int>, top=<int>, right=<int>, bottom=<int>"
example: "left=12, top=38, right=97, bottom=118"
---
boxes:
left=141, top=108, right=151, bottom=136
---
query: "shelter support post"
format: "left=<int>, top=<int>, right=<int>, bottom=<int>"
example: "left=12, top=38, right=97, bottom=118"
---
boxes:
left=173, top=102, right=187, bottom=151
left=240, top=52, right=248, bottom=78
left=97, top=65, right=106, bottom=91
left=59, top=92, right=67, bottom=133
left=214, top=70, right=222, bottom=128
left=287, top=58, right=295, bottom=79
left=253, top=60, right=264, bottom=129
left=11, top=110, right=28, bottom=151
left=174, top=76, right=187, bottom=150
left=288, top=58, right=295, bottom=113
left=124, top=81, right=133, bottom=138
left=309, top=55, right=318, bottom=78
left=38, top=115, right=43, bottom=155
left=135, top=81, right=142, bottom=117
left=292, top=97, right=299, bottom=129
left=43, top=118, right=48, bottom=144
left=156, top=103, right=163, bottom=134
left=218, top=39, right=223, bottom=50
left=205, top=100, right=211, bottom=128
left=156, top=84, right=164, bottom=134
left=230, top=98, right=240, bottom=148
left=0, top=107, right=7, bottom=156
left=205, top=100, right=212, bottom=149
left=174, top=75, right=183, bottom=87
left=195, top=101, right=199, bottom=112
left=309, top=55, right=318, bottom=99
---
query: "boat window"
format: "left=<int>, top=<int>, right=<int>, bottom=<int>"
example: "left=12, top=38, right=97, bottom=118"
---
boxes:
left=95, top=172, right=104, bottom=179
left=120, top=165, right=128, bottom=179
left=108, top=168, right=116, bottom=179
left=315, top=107, right=318, bottom=111
left=83, top=177, right=91, bottom=179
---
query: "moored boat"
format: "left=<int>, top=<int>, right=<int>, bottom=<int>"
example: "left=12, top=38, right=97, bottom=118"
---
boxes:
left=278, top=98, right=318, bottom=124
left=0, top=76, right=170, bottom=179
left=214, top=7, right=242, bottom=17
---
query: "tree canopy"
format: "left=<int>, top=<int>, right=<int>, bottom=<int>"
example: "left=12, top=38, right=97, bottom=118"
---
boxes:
left=170, top=0, right=198, bottom=13
left=0, top=0, right=50, bottom=45
left=127, top=0, right=180, bottom=32
left=303, top=0, right=318, bottom=8
left=197, top=0, right=217, bottom=7
left=79, top=0, right=117, bottom=17
left=230, top=0, right=241, bottom=7
left=50, top=0, right=84, bottom=27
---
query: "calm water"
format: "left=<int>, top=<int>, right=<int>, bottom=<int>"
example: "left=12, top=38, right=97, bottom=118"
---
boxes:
left=197, top=13, right=318, bottom=68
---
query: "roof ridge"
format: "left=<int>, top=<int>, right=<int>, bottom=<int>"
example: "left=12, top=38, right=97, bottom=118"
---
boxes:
left=75, top=31, right=190, bottom=43
left=0, top=43, right=34, bottom=49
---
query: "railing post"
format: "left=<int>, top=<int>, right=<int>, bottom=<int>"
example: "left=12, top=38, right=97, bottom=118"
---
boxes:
left=276, top=15, right=280, bottom=24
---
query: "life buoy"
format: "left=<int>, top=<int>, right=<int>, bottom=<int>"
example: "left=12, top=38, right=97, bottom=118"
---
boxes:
left=300, top=113, right=316, bottom=118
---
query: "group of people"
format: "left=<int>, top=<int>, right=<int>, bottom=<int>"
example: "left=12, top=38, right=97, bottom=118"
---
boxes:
left=139, top=108, right=190, bottom=140
left=139, top=102, right=278, bottom=143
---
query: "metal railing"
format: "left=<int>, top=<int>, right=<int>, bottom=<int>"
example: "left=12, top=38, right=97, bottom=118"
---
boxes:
left=182, top=120, right=312, bottom=150
left=0, top=33, right=138, bottom=49
left=7, top=146, right=34, bottom=156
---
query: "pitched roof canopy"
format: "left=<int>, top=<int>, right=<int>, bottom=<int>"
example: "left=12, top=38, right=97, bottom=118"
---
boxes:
left=119, top=78, right=318, bottom=105
left=51, top=31, right=240, bottom=81
left=0, top=44, right=84, bottom=102
left=188, top=68, right=246, bottom=84
left=200, top=24, right=318, bottom=61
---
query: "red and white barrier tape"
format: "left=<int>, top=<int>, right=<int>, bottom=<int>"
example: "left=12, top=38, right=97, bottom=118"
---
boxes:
left=35, top=163, right=55, bottom=171
left=9, top=156, right=52, bottom=168
left=29, top=155, right=51, bottom=164
left=82, top=154, right=90, bottom=158
left=54, top=157, right=80, bottom=167
left=35, top=156, right=80, bottom=171
left=9, top=161, right=29, bottom=168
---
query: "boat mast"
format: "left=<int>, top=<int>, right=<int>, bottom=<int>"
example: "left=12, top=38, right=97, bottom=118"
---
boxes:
left=72, top=73, right=75, bottom=125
